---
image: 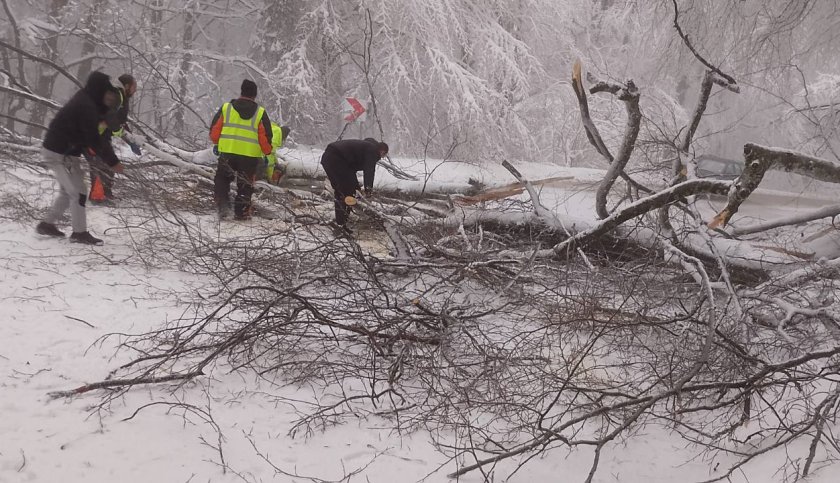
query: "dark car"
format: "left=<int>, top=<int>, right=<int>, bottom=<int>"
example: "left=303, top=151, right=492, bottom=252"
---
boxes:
left=695, top=155, right=744, bottom=180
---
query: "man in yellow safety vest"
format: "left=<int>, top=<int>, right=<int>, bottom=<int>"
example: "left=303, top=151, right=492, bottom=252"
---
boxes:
left=209, top=79, right=273, bottom=220
left=265, top=123, right=290, bottom=184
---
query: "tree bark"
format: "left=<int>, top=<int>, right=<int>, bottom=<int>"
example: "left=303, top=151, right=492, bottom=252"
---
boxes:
left=572, top=60, right=651, bottom=197
left=149, top=0, right=164, bottom=131
left=0, top=85, right=61, bottom=110
left=554, top=179, right=731, bottom=255
left=1, top=0, right=28, bottom=130
left=711, top=143, right=840, bottom=228
left=658, top=69, right=739, bottom=239
left=173, top=11, right=195, bottom=138
left=0, top=39, right=82, bottom=89
left=731, top=204, right=840, bottom=237
left=590, top=78, right=641, bottom=219
left=29, top=0, right=69, bottom=136
left=75, top=0, right=104, bottom=81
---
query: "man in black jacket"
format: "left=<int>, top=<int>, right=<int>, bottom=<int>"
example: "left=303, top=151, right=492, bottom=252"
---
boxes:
left=320, top=138, right=389, bottom=230
left=36, top=71, right=124, bottom=245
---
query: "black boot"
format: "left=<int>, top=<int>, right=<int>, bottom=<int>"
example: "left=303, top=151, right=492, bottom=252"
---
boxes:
left=36, top=221, right=65, bottom=237
left=90, top=198, right=117, bottom=207
left=218, top=204, right=233, bottom=220
left=70, top=231, right=104, bottom=246
left=329, top=222, right=353, bottom=237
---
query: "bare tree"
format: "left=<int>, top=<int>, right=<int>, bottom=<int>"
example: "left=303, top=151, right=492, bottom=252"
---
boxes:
left=28, top=0, right=70, bottom=136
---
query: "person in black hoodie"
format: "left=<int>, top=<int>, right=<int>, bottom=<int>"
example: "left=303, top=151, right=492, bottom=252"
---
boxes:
left=320, top=137, right=389, bottom=231
left=36, top=71, right=124, bottom=245
left=209, top=79, right=273, bottom=220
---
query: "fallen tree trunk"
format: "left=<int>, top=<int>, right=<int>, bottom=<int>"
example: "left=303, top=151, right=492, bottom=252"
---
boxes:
left=453, top=175, right=575, bottom=205
left=731, top=204, right=840, bottom=237
left=553, top=179, right=731, bottom=255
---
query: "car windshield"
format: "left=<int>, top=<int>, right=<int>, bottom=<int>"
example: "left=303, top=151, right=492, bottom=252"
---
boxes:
left=697, top=157, right=743, bottom=177
left=699, top=159, right=728, bottom=174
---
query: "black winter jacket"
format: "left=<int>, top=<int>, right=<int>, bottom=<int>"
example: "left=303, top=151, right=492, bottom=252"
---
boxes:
left=42, top=71, right=120, bottom=166
left=321, top=139, right=381, bottom=191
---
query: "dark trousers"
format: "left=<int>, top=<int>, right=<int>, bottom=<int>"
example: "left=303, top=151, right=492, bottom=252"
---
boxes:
left=321, top=149, right=357, bottom=226
left=88, top=156, right=114, bottom=198
left=256, top=157, right=268, bottom=182
left=214, top=154, right=259, bottom=217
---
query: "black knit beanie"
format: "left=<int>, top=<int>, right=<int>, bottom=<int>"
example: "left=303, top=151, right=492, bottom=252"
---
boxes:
left=241, top=79, right=257, bottom=98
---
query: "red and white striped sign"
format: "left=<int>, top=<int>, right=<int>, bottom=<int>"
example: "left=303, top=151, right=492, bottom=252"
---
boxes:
left=342, top=97, right=367, bottom=122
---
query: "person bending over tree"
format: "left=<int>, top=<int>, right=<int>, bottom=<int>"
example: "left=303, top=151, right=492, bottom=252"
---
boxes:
left=320, top=137, right=388, bottom=233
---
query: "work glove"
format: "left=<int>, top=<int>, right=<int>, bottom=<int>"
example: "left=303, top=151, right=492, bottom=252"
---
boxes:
left=127, top=140, right=142, bottom=156
left=212, top=145, right=219, bottom=156
left=270, top=170, right=282, bottom=184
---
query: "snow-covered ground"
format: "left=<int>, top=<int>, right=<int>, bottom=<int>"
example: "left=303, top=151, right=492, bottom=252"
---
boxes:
left=4, top=221, right=820, bottom=483
left=2, top=150, right=838, bottom=482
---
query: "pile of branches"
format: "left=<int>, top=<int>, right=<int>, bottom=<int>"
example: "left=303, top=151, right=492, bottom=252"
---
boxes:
left=6, top=117, right=839, bottom=481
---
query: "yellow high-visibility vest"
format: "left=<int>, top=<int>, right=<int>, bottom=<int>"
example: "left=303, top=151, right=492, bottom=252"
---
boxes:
left=218, top=102, right=265, bottom=157
left=100, top=90, right=126, bottom=136
left=266, top=123, right=284, bottom=177
left=113, top=90, right=125, bottom=137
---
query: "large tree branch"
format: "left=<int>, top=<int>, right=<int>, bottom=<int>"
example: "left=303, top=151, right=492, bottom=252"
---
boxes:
left=554, top=178, right=731, bottom=255
left=670, top=0, right=736, bottom=85
left=572, top=60, right=652, bottom=196
left=590, top=77, right=641, bottom=219
left=501, top=159, right=595, bottom=269
left=675, top=70, right=740, bottom=176
left=1, top=0, right=29, bottom=89
left=0, top=84, right=61, bottom=110
left=731, top=204, right=840, bottom=237
left=711, top=144, right=840, bottom=228
left=0, top=38, right=82, bottom=89
left=572, top=61, right=612, bottom=161
left=659, top=69, right=740, bottom=240
left=0, top=113, right=47, bottom=131
left=48, top=371, right=205, bottom=399
left=681, top=71, right=713, bottom=153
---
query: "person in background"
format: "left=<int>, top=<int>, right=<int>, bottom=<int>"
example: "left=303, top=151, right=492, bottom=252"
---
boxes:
left=112, top=73, right=141, bottom=155
left=209, top=79, right=273, bottom=220
left=88, top=73, right=139, bottom=204
left=265, top=123, right=290, bottom=184
left=36, top=71, right=124, bottom=245
left=319, top=137, right=388, bottom=233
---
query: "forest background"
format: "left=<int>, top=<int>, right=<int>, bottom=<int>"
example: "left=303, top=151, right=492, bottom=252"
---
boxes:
left=2, top=0, right=837, bottom=176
